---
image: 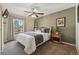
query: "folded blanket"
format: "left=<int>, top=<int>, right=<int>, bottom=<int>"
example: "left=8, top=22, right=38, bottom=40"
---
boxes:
left=16, top=33, right=36, bottom=54
left=24, top=32, right=43, bottom=46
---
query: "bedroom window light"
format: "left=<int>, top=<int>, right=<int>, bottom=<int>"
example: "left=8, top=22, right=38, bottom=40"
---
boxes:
left=13, top=18, right=24, bottom=34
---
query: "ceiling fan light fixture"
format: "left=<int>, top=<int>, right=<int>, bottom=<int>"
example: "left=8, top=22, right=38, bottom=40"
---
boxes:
left=31, top=14, right=36, bottom=18
left=24, top=8, right=44, bottom=18
left=33, top=8, right=38, bottom=12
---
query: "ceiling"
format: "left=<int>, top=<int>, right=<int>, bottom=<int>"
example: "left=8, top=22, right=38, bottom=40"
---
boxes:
left=1, top=3, right=76, bottom=18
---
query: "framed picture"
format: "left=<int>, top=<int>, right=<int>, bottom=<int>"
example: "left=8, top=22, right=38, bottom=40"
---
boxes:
left=56, top=17, right=66, bottom=27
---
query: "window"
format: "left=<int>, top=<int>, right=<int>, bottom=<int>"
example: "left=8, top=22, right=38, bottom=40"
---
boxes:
left=13, top=18, right=24, bottom=34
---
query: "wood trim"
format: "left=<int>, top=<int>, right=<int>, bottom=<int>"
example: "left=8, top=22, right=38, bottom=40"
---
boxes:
left=62, top=41, right=76, bottom=47
left=4, top=40, right=14, bottom=44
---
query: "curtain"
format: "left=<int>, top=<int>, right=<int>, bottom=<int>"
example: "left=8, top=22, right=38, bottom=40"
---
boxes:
left=6, top=14, right=14, bottom=41
left=5, top=14, right=26, bottom=42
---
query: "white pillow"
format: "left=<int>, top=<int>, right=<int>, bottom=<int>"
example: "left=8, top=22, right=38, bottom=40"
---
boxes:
left=35, top=30, right=41, bottom=33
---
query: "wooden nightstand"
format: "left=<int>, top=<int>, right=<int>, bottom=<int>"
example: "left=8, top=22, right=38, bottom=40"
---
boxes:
left=51, top=32, right=61, bottom=43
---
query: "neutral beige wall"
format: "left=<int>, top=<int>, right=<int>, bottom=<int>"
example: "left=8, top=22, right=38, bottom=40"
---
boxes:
left=3, top=16, right=10, bottom=42
left=25, top=17, right=34, bottom=32
left=38, top=7, right=75, bottom=44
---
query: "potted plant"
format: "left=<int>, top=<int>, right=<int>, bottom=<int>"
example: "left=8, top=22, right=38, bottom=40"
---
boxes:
left=55, top=27, right=59, bottom=35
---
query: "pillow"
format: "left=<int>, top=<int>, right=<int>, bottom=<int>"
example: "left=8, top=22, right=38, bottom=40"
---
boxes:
left=35, top=30, right=41, bottom=33
left=44, top=28, right=50, bottom=33
left=40, top=27, right=50, bottom=33
left=40, top=27, right=45, bottom=33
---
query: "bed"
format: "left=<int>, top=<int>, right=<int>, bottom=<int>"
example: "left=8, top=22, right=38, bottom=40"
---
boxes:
left=15, top=27, right=51, bottom=54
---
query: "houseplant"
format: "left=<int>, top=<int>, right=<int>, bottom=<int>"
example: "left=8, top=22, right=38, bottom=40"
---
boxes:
left=55, top=26, right=59, bottom=34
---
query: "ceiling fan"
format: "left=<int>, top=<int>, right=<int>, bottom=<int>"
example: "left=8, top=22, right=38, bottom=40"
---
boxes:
left=24, top=8, right=44, bottom=18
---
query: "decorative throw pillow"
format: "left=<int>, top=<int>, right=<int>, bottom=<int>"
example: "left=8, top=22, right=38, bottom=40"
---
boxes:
left=40, top=27, right=45, bottom=33
left=44, top=28, right=50, bottom=33
left=35, top=29, right=41, bottom=33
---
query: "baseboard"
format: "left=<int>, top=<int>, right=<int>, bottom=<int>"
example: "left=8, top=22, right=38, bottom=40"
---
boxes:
left=62, top=42, right=79, bottom=54
left=76, top=47, right=79, bottom=54
left=4, top=40, right=14, bottom=44
left=62, top=41, right=76, bottom=47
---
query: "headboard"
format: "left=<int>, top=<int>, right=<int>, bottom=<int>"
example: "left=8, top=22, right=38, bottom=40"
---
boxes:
left=39, top=26, right=53, bottom=34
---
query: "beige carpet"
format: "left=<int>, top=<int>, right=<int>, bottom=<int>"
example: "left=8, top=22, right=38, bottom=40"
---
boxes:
left=2, top=41, right=78, bottom=55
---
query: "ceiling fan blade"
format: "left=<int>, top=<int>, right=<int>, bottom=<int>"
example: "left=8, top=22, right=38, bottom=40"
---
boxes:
left=29, top=14, right=33, bottom=16
left=24, top=11, right=32, bottom=13
left=33, top=8, right=35, bottom=11
left=37, top=13, right=44, bottom=15
left=35, top=14, right=38, bottom=17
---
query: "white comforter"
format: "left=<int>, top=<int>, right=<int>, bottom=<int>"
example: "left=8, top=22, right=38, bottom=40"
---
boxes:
left=16, top=32, right=50, bottom=54
left=16, top=33, right=36, bottom=54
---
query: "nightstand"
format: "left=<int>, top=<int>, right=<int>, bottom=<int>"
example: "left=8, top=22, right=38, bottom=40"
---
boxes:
left=52, top=32, right=61, bottom=43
